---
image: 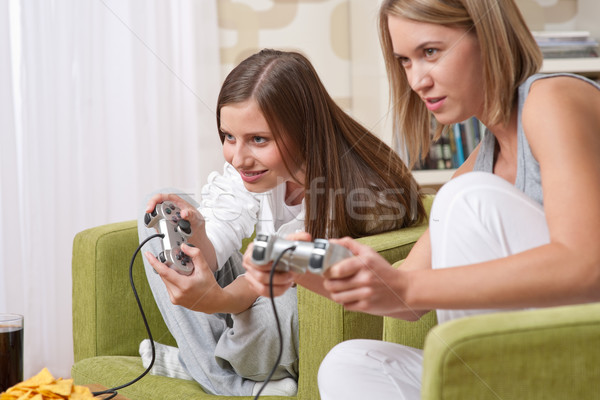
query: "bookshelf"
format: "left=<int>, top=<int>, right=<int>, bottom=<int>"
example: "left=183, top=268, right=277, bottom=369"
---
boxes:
left=414, top=169, right=455, bottom=187
left=541, top=58, right=600, bottom=77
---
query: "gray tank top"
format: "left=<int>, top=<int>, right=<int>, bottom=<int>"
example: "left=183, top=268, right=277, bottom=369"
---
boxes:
left=473, top=73, right=600, bottom=205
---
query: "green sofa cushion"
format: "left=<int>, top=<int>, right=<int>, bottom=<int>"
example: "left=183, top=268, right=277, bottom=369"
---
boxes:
left=72, top=356, right=290, bottom=399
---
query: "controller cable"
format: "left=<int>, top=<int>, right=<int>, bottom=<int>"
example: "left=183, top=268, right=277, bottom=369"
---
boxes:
left=253, top=245, right=296, bottom=400
left=91, top=234, right=294, bottom=400
left=91, top=233, right=164, bottom=399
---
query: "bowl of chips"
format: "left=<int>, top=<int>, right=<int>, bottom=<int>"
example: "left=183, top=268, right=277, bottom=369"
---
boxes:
left=0, top=368, right=94, bottom=400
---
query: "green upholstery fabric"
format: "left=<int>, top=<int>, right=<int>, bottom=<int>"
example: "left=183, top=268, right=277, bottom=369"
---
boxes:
left=421, top=302, right=600, bottom=400
left=72, top=221, right=176, bottom=362
left=71, top=196, right=432, bottom=400
left=297, top=219, right=429, bottom=399
left=73, top=194, right=599, bottom=399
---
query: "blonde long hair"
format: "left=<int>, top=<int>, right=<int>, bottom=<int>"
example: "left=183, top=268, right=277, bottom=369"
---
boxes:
left=379, top=0, right=543, bottom=167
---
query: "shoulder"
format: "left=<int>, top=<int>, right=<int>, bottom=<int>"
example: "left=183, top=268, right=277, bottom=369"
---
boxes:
left=522, top=76, right=600, bottom=147
left=523, top=75, right=600, bottom=121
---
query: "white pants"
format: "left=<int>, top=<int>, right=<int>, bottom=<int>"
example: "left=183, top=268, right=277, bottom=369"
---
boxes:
left=318, top=172, right=549, bottom=400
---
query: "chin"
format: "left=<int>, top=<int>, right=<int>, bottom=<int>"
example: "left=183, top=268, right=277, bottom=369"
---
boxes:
left=434, top=114, right=465, bottom=126
left=243, top=183, right=268, bottom=193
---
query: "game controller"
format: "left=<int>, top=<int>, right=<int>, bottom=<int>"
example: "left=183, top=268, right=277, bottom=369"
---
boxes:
left=144, top=201, right=194, bottom=275
left=251, top=233, right=353, bottom=274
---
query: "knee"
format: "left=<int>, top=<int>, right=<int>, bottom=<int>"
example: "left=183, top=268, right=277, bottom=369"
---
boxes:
left=434, top=172, right=508, bottom=208
left=318, top=340, right=362, bottom=389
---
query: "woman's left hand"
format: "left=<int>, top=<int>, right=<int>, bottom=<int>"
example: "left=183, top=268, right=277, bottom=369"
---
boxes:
left=324, top=237, right=416, bottom=317
left=145, top=244, right=226, bottom=313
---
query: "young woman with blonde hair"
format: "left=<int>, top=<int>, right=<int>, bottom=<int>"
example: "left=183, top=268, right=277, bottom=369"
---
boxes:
left=243, top=1, right=600, bottom=398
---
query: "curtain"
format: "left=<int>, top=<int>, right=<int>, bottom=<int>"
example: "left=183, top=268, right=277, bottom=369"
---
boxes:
left=0, top=0, right=222, bottom=379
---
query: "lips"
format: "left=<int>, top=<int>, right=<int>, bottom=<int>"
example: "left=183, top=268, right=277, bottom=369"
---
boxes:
left=240, top=170, right=268, bottom=183
left=425, top=96, right=446, bottom=112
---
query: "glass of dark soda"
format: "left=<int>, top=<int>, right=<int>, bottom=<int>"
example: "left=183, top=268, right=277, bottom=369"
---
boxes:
left=0, top=314, right=24, bottom=392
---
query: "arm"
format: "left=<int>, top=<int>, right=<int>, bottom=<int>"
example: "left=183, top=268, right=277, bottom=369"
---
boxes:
left=327, top=77, right=600, bottom=314
left=145, top=192, right=218, bottom=272
left=146, top=163, right=259, bottom=272
left=201, top=162, right=260, bottom=270
left=145, top=243, right=258, bottom=314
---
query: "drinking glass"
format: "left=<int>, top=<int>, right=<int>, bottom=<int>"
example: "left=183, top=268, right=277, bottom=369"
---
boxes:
left=0, top=314, right=24, bottom=392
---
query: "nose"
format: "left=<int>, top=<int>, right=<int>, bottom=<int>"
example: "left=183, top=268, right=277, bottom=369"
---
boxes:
left=407, top=62, right=433, bottom=93
left=229, top=142, right=253, bottom=170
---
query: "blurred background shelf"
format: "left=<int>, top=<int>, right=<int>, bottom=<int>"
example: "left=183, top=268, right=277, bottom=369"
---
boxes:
left=541, top=57, right=600, bottom=77
left=413, top=169, right=455, bottom=190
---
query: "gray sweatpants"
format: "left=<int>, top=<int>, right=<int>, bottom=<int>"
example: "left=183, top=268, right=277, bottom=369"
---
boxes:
left=137, top=191, right=299, bottom=396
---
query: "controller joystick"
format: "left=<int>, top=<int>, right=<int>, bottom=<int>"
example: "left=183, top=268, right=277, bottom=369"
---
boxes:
left=144, top=201, right=194, bottom=275
left=251, top=234, right=353, bottom=275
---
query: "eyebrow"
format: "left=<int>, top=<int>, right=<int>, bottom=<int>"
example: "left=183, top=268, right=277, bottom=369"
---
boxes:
left=219, top=128, right=271, bottom=137
left=393, top=40, right=444, bottom=58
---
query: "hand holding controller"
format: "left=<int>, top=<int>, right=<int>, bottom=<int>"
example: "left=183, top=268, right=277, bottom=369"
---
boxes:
left=251, top=233, right=353, bottom=274
left=144, top=201, right=194, bottom=275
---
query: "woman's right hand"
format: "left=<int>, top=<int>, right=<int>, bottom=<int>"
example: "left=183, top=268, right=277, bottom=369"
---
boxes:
left=146, top=193, right=219, bottom=271
left=243, top=232, right=312, bottom=297
left=146, top=193, right=207, bottom=243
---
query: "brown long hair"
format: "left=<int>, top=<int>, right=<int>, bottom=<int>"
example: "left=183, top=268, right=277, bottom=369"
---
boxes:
left=217, top=49, right=426, bottom=238
left=379, top=0, right=543, bottom=168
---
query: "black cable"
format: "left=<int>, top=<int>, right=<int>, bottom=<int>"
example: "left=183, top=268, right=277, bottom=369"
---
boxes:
left=253, top=245, right=296, bottom=400
left=92, top=233, right=165, bottom=399
left=90, top=233, right=292, bottom=399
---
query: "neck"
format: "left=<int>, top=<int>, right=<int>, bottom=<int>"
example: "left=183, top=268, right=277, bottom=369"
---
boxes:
left=285, top=181, right=305, bottom=206
left=485, top=103, right=519, bottom=182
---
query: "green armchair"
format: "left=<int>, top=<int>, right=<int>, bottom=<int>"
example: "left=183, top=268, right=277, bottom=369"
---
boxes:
left=71, top=192, right=600, bottom=399
left=70, top=197, right=432, bottom=400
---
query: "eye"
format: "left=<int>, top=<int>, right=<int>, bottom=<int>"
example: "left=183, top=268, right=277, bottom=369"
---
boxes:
left=395, top=55, right=411, bottom=68
left=252, top=136, right=267, bottom=144
left=424, top=48, right=438, bottom=58
left=223, top=133, right=235, bottom=142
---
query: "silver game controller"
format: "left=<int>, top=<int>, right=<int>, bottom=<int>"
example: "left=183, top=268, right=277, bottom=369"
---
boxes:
left=144, top=201, right=194, bottom=275
left=251, top=233, right=353, bottom=274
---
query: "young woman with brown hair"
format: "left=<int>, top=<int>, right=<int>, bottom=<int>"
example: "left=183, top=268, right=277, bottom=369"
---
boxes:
left=138, top=48, right=426, bottom=396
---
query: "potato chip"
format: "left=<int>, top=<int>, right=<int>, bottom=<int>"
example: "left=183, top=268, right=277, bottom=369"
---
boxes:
left=39, top=379, right=73, bottom=397
left=1, top=368, right=94, bottom=400
left=16, top=368, right=55, bottom=388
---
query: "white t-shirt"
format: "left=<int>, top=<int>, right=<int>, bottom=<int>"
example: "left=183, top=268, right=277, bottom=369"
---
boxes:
left=200, top=162, right=304, bottom=270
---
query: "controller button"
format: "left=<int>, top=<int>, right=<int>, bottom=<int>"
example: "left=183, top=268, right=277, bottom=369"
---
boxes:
left=159, top=252, right=166, bottom=263
left=309, top=254, right=324, bottom=270
left=169, top=204, right=176, bottom=210
left=252, top=247, right=267, bottom=262
left=144, top=213, right=151, bottom=226
left=257, top=234, right=269, bottom=241
left=179, top=219, right=191, bottom=234
left=314, top=241, right=327, bottom=250
left=166, top=208, right=172, bottom=215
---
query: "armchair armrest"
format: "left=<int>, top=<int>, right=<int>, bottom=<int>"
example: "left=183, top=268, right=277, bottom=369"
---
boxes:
left=297, top=220, right=429, bottom=400
left=421, top=302, right=600, bottom=400
left=72, top=220, right=175, bottom=362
